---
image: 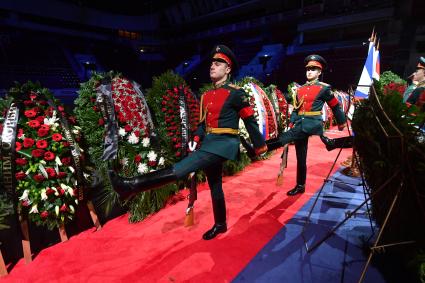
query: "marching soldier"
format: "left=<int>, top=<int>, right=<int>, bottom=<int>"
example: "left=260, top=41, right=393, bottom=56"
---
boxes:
left=109, top=45, right=267, bottom=240
left=407, top=57, right=425, bottom=110
left=266, top=55, right=346, bottom=196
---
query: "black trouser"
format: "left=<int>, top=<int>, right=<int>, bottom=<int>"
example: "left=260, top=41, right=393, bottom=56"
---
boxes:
left=174, top=150, right=226, bottom=200
left=277, top=126, right=310, bottom=186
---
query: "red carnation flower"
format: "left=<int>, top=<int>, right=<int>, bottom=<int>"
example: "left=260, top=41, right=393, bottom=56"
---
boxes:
left=62, top=141, right=70, bottom=147
left=58, top=106, right=65, bottom=112
left=134, top=155, right=142, bottom=163
left=37, top=128, right=49, bottom=137
left=52, top=133, right=63, bottom=142
left=61, top=157, right=72, bottom=165
left=31, top=149, right=45, bottom=158
left=148, top=160, right=157, bottom=167
left=23, top=138, right=35, bottom=148
left=15, top=172, right=27, bottom=180
left=36, top=116, right=45, bottom=123
left=15, top=158, right=28, bottom=166
left=40, top=124, right=50, bottom=131
left=175, top=151, right=181, bottom=157
left=40, top=211, right=49, bottom=219
left=98, top=118, right=104, bottom=126
left=36, top=140, right=48, bottom=149
left=60, top=204, right=68, bottom=212
left=15, top=142, right=22, bottom=151
left=57, top=187, right=65, bottom=196
left=124, top=125, right=132, bottom=132
left=18, top=129, right=24, bottom=138
left=46, top=187, right=55, bottom=195
left=21, top=200, right=30, bottom=207
left=33, top=174, right=45, bottom=182
left=24, top=109, right=37, bottom=118
left=29, top=91, right=37, bottom=99
left=118, top=115, right=126, bottom=123
left=45, top=167, right=56, bottom=178
left=44, top=151, right=55, bottom=161
left=57, top=172, right=67, bottom=178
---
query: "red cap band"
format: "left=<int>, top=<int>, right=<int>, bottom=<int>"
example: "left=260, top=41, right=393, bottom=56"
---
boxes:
left=213, top=53, right=232, bottom=67
left=306, top=60, right=323, bottom=69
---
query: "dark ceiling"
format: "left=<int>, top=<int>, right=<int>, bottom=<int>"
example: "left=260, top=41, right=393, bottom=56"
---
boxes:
left=59, top=0, right=179, bottom=15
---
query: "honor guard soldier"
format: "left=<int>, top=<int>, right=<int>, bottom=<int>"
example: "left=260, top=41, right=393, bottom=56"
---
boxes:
left=407, top=57, right=425, bottom=110
left=109, top=45, right=267, bottom=240
left=266, top=54, right=346, bottom=196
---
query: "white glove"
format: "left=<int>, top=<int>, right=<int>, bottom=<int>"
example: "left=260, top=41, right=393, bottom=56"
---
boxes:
left=188, top=141, right=197, bottom=152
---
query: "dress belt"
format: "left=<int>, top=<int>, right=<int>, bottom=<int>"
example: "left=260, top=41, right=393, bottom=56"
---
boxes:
left=206, top=127, right=239, bottom=135
left=298, top=111, right=322, bottom=116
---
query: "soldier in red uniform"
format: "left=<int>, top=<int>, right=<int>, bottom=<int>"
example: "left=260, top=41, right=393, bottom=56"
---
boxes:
left=109, top=45, right=267, bottom=240
left=407, top=57, right=425, bottom=110
left=267, top=55, right=346, bottom=195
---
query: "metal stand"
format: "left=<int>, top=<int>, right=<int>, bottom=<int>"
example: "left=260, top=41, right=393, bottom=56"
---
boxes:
left=300, top=85, right=425, bottom=283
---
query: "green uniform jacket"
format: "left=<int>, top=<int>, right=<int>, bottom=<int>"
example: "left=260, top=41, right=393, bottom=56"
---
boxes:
left=407, top=81, right=425, bottom=108
left=194, top=83, right=266, bottom=160
left=285, top=80, right=346, bottom=135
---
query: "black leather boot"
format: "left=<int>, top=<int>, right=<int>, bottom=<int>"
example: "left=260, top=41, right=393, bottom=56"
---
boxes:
left=203, top=198, right=227, bottom=240
left=266, top=138, right=283, bottom=152
left=320, top=135, right=353, bottom=151
left=287, top=184, right=305, bottom=196
left=108, top=167, right=177, bottom=200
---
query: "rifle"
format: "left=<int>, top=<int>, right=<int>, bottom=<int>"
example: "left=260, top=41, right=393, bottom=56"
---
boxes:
left=276, top=144, right=289, bottom=186
left=276, top=91, right=291, bottom=186
left=184, top=171, right=197, bottom=226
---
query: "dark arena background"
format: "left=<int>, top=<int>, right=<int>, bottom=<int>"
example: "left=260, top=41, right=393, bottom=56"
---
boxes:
left=0, top=0, right=424, bottom=282
left=1, top=0, right=423, bottom=100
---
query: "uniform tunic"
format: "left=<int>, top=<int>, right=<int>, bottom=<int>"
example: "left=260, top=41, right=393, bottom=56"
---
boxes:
left=173, top=82, right=266, bottom=200
left=278, top=80, right=346, bottom=185
left=195, top=82, right=266, bottom=160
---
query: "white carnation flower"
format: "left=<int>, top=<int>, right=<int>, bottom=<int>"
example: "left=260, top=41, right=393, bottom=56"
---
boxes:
left=147, top=151, right=157, bottom=162
left=121, top=158, right=129, bottom=166
left=119, top=127, right=126, bottom=137
left=158, top=157, right=165, bottom=166
left=44, top=114, right=60, bottom=130
left=19, top=190, right=29, bottom=201
left=128, top=133, right=139, bottom=144
left=142, top=137, right=150, bottom=147
left=55, top=156, right=63, bottom=166
left=41, top=189, right=48, bottom=200
left=29, top=205, right=38, bottom=214
left=137, top=163, right=149, bottom=174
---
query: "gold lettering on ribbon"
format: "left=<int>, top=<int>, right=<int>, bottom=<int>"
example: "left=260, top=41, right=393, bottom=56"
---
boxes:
left=1, top=103, right=19, bottom=195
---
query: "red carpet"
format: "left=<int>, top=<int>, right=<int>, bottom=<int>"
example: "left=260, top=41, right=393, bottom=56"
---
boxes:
left=3, top=134, right=350, bottom=282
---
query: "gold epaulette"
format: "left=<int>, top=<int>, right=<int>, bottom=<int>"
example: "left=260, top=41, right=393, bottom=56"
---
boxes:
left=228, top=83, right=241, bottom=90
left=318, top=81, right=330, bottom=87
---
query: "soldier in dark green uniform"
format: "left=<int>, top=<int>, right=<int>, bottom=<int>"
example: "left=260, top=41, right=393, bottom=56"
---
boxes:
left=266, top=55, right=346, bottom=196
left=407, top=57, right=425, bottom=109
left=109, top=45, right=267, bottom=240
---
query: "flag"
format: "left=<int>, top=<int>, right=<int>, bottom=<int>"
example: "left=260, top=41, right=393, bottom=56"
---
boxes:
left=348, top=31, right=380, bottom=119
left=372, top=43, right=380, bottom=80
left=354, top=41, right=374, bottom=99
